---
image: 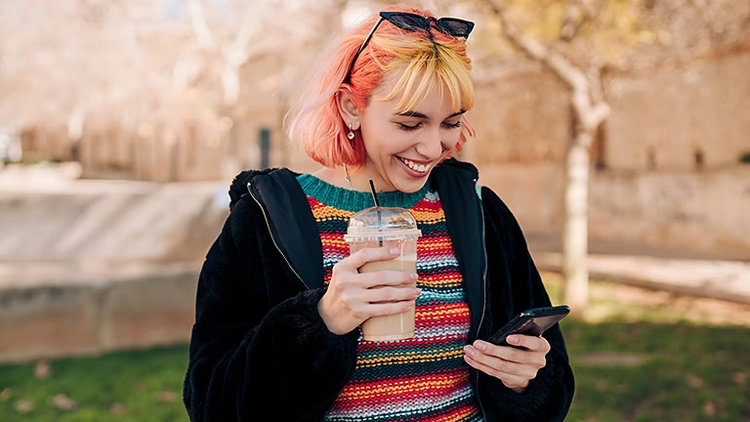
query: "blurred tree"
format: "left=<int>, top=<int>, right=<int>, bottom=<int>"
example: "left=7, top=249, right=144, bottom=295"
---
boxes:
left=0, top=0, right=167, bottom=137
left=180, top=0, right=350, bottom=173
left=470, top=0, right=748, bottom=316
left=480, top=0, right=616, bottom=317
left=0, top=0, right=352, bottom=175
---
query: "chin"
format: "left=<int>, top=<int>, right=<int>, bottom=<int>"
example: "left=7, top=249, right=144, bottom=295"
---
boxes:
left=386, top=157, right=433, bottom=193
left=391, top=173, right=431, bottom=194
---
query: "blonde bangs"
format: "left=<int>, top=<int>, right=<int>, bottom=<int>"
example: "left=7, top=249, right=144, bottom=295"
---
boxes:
left=380, top=41, right=474, bottom=113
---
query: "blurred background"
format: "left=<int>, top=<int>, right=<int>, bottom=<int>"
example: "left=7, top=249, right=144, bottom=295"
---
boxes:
left=0, top=0, right=748, bottom=420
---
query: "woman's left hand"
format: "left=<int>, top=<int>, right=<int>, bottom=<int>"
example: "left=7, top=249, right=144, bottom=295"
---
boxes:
left=463, top=335, right=551, bottom=392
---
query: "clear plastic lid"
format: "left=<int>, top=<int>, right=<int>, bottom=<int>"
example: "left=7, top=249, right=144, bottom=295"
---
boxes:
left=344, top=206, right=422, bottom=242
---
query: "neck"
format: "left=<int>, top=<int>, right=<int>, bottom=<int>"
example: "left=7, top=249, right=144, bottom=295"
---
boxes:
left=345, top=163, right=394, bottom=193
left=311, top=165, right=394, bottom=193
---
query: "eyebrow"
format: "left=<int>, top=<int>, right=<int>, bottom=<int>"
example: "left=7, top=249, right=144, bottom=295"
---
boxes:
left=397, top=109, right=467, bottom=120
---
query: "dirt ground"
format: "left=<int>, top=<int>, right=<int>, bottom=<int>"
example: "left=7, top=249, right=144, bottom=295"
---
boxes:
left=541, top=271, right=750, bottom=327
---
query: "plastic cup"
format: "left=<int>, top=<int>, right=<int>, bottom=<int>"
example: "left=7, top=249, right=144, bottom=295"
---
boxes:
left=344, top=206, right=421, bottom=341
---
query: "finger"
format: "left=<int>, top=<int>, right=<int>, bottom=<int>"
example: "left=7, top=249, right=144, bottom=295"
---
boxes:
left=464, top=347, right=538, bottom=382
left=464, top=345, right=517, bottom=375
left=367, top=300, right=416, bottom=317
left=506, top=335, right=551, bottom=354
left=474, top=340, right=548, bottom=367
left=465, top=354, right=529, bottom=388
left=464, top=350, right=514, bottom=380
left=337, top=247, right=401, bottom=271
left=366, top=285, right=421, bottom=303
left=359, top=270, right=419, bottom=288
left=472, top=340, right=530, bottom=364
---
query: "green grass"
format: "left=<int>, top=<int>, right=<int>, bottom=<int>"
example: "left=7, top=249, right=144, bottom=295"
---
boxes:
left=564, top=321, right=750, bottom=421
left=1, top=278, right=749, bottom=421
left=0, top=346, right=189, bottom=422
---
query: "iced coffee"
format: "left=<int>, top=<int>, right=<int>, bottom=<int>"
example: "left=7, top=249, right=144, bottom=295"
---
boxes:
left=344, top=206, right=421, bottom=341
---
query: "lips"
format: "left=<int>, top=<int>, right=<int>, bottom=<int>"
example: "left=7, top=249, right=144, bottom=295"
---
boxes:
left=397, top=156, right=431, bottom=174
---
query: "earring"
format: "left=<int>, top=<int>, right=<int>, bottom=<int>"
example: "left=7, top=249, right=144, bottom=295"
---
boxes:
left=347, top=122, right=355, bottom=140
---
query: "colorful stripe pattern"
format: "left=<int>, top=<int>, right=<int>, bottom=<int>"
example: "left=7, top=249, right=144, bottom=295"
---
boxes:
left=298, top=175, right=481, bottom=422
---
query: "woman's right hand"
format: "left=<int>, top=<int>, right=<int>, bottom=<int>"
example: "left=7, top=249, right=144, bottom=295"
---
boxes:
left=318, top=247, right=421, bottom=335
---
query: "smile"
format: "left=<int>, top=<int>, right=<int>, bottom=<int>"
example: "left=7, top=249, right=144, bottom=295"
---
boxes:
left=397, top=156, right=431, bottom=173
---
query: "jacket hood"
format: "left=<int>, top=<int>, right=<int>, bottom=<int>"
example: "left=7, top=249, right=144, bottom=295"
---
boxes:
left=229, top=168, right=280, bottom=209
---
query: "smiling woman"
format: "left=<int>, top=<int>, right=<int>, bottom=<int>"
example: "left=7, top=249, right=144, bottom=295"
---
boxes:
left=289, top=7, right=475, bottom=178
left=331, top=69, right=470, bottom=193
left=183, top=4, right=574, bottom=422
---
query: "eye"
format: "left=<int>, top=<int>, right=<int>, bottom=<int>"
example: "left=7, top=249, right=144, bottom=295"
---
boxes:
left=398, top=122, right=422, bottom=131
left=443, top=120, right=462, bottom=129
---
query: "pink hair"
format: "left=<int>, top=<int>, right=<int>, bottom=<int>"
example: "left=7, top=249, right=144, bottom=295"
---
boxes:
left=287, top=5, right=476, bottom=168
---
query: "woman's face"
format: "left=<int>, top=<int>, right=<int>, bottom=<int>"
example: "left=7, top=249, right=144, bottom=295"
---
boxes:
left=356, top=75, right=466, bottom=193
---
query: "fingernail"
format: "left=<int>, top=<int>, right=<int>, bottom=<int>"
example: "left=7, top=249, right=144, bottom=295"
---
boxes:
left=410, top=273, right=419, bottom=280
left=475, top=341, right=487, bottom=351
left=507, top=335, right=519, bottom=345
left=413, top=288, right=422, bottom=296
left=390, top=248, right=400, bottom=255
left=464, top=345, right=475, bottom=356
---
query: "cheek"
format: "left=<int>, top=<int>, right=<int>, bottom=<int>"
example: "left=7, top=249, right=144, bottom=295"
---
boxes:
left=442, top=131, right=462, bottom=153
left=363, top=127, right=408, bottom=155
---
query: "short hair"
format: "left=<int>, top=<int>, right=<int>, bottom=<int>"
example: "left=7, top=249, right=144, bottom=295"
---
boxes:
left=287, top=5, right=476, bottom=168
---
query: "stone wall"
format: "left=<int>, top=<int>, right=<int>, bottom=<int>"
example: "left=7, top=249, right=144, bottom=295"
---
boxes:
left=605, top=52, right=750, bottom=171
left=470, top=51, right=750, bottom=173
left=476, top=163, right=750, bottom=260
left=463, top=50, right=750, bottom=258
left=469, top=69, right=571, bottom=164
left=0, top=179, right=227, bottom=262
left=0, top=262, right=199, bottom=363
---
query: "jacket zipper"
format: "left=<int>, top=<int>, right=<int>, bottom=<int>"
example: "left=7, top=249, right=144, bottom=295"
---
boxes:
left=474, top=196, right=489, bottom=419
left=246, top=182, right=310, bottom=291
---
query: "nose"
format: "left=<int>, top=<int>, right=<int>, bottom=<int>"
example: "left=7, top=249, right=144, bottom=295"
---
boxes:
left=415, top=126, right=443, bottom=160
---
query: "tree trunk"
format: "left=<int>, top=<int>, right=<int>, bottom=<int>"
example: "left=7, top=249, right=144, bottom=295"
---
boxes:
left=562, top=131, right=592, bottom=317
left=222, top=65, right=240, bottom=108
left=480, top=0, right=611, bottom=317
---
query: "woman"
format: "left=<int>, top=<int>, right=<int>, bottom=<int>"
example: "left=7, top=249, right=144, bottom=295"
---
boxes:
left=183, top=5, right=574, bottom=421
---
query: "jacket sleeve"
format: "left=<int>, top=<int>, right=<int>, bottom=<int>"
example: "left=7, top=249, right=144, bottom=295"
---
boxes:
left=478, top=187, right=575, bottom=422
left=182, top=196, right=359, bottom=421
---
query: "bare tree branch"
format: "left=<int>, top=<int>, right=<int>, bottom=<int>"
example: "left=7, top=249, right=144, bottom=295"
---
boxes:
left=686, top=0, right=720, bottom=38
left=560, top=0, right=599, bottom=41
left=560, top=3, right=582, bottom=41
left=587, top=67, right=604, bottom=105
left=487, top=1, right=583, bottom=88
left=225, top=6, right=264, bottom=67
left=485, top=0, right=609, bottom=135
left=185, top=0, right=217, bottom=52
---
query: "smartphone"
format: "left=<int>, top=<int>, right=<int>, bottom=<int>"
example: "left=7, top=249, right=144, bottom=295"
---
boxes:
left=486, top=305, right=570, bottom=346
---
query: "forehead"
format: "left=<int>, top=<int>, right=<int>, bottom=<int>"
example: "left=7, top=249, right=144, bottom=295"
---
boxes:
left=372, top=68, right=460, bottom=114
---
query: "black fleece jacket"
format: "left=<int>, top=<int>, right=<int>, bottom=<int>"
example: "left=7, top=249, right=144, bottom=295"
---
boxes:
left=183, top=159, right=574, bottom=421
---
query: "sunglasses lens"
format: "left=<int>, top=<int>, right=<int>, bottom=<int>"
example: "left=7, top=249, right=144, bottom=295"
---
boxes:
left=380, top=12, right=474, bottom=38
left=387, top=13, right=430, bottom=32
left=437, top=18, right=474, bottom=37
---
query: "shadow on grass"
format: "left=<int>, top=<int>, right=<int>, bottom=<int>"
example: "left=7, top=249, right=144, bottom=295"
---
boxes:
left=0, top=320, right=748, bottom=421
left=563, top=319, right=750, bottom=422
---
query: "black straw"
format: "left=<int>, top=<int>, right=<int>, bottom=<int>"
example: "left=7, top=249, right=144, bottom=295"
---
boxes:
left=368, top=180, right=380, bottom=207
left=369, top=180, right=383, bottom=246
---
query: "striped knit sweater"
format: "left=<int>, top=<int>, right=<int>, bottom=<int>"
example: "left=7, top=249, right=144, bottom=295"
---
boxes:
left=297, top=174, right=482, bottom=422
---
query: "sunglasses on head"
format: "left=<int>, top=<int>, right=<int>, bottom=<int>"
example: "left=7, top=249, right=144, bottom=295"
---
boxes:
left=345, top=11, right=475, bottom=82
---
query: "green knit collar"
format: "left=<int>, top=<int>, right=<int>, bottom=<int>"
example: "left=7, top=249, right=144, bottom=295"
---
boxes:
left=297, top=173, right=431, bottom=212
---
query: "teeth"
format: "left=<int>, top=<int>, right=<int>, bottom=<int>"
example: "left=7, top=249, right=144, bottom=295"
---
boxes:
left=400, top=157, right=430, bottom=173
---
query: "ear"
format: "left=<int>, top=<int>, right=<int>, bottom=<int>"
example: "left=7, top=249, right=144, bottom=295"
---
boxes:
left=335, top=88, right=361, bottom=130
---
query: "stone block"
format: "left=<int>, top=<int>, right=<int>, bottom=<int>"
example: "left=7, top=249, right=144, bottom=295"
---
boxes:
left=0, top=284, right=102, bottom=363
left=100, top=269, right=197, bottom=351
